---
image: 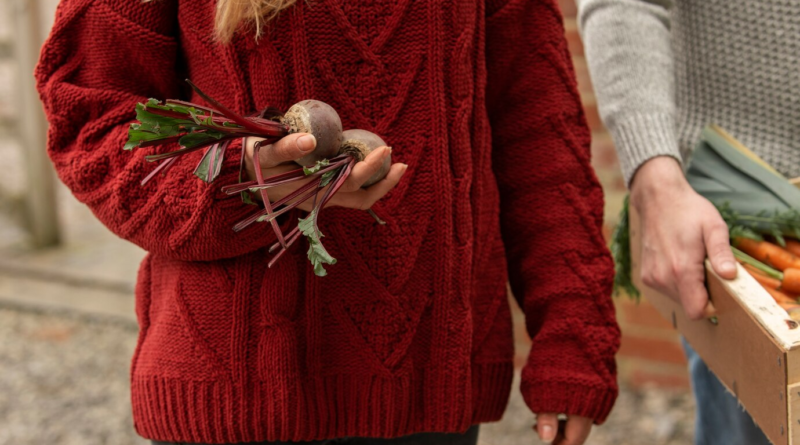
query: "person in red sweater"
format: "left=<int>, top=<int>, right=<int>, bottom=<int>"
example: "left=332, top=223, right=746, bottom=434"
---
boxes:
left=35, top=0, right=620, bottom=443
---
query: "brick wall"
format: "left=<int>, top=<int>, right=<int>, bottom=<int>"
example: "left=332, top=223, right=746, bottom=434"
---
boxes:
left=509, top=0, right=690, bottom=390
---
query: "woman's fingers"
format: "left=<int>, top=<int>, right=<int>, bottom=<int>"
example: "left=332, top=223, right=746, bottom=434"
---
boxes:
left=535, top=413, right=559, bottom=443
left=554, top=415, right=593, bottom=445
left=247, top=158, right=407, bottom=212
left=329, top=163, right=408, bottom=210
left=246, top=133, right=317, bottom=170
left=339, top=146, right=392, bottom=192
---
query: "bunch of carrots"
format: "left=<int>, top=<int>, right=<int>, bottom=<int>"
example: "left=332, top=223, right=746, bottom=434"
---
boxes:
left=734, top=238, right=800, bottom=319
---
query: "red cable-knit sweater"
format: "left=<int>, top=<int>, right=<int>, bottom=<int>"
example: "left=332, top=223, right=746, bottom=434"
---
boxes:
left=35, top=0, right=620, bottom=442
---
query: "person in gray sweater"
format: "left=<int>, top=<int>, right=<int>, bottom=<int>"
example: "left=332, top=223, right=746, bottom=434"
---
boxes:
left=577, top=0, right=799, bottom=444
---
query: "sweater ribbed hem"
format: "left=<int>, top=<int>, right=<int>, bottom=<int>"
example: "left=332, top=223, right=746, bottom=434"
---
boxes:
left=131, top=362, right=513, bottom=443
left=609, top=113, right=682, bottom=188
left=520, top=380, right=618, bottom=425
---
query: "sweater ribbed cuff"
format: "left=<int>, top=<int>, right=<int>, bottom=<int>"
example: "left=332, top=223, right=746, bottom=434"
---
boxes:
left=609, top=113, right=682, bottom=188
left=520, top=380, right=618, bottom=424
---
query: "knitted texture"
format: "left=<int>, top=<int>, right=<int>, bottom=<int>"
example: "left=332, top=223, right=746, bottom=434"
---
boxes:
left=35, top=0, right=619, bottom=442
left=579, top=0, right=800, bottom=184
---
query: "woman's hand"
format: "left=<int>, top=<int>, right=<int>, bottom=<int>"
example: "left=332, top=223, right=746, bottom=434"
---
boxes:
left=535, top=413, right=592, bottom=445
left=243, top=134, right=407, bottom=211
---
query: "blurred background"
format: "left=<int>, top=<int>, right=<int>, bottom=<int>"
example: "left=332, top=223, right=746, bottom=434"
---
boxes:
left=0, top=0, right=695, bottom=444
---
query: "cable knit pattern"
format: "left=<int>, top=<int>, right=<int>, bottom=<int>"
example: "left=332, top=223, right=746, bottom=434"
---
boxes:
left=35, top=0, right=619, bottom=442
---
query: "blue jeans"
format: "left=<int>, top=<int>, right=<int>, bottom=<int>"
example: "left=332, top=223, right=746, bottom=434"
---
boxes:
left=683, top=339, right=769, bottom=445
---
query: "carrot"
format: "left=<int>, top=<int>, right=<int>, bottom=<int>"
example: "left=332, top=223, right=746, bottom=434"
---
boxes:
left=734, top=238, right=800, bottom=271
left=781, top=268, right=800, bottom=294
left=785, top=239, right=800, bottom=257
left=765, top=287, right=799, bottom=306
left=741, top=263, right=781, bottom=290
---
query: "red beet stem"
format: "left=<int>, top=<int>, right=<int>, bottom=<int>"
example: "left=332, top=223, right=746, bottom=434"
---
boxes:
left=138, top=135, right=184, bottom=148
left=258, top=183, right=322, bottom=224
left=269, top=226, right=300, bottom=254
left=273, top=177, right=322, bottom=207
left=186, top=79, right=288, bottom=137
left=268, top=229, right=303, bottom=268
left=223, top=170, right=308, bottom=195
left=165, top=99, right=219, bottom=114
left=310, top=159, right=354, bottom=236
left=144, top=106, right=281, bottom=136
left=266, top=158, right=355, bottom=266
left=232, top=178, right=322, bottom=232
left=224, top=157, right=350, bottom=195
left=253, top=141, right=287, bottom=247
left=233, top=210, right=267, bottom=232
left=144, top=136, right=236, bottom=162
left=141, top=157, right=179, bottom=186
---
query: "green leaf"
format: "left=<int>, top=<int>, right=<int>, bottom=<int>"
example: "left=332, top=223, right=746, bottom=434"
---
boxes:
left=303, top=159, right=330, bottom=176
left=298, top=210, right=337, bottom=277
left=320, top=170, right=337, bottom=187
left=193, top=143, right=227, bottom=183
left=125, top=124, right=172, bottom=151
left=178, top=132, right=224, bottom=149
left=241, top=191, right=257, bottom=206
left=728, top=224, right=762, bottom=242
left=610, top=195, right=640, bottom=300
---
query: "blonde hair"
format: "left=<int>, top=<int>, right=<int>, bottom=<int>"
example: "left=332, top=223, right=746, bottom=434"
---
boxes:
left=213, top=0, right=297, bottom=42
left=145, top=0, right=296, bottom=43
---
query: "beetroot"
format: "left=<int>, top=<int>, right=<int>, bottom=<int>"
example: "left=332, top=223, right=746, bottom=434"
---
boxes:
left=340, top=129, right=391, bottom=187
left=282, top=100, right=343, bottom=167
left=124, top=80, right=395, bottom=276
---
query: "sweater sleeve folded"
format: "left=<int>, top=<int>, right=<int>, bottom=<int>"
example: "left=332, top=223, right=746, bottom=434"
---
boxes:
left=485, top=0, right=620, bottom=423
left=35, top=0, right=276, bottom=261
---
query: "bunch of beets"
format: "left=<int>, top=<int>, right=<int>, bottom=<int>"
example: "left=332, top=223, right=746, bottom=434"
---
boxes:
left=124, top=80, right=392, bottom=276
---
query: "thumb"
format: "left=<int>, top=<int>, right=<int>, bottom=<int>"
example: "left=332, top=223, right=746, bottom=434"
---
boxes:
left=535, top=413, right=559, bottom=443
left=703, top=218, right=737, bottom=280
left=256, top=133, right=317, bottom=169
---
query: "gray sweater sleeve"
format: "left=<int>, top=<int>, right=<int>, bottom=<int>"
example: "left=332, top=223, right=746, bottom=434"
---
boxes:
left=577, top=0, right=679, bottom=186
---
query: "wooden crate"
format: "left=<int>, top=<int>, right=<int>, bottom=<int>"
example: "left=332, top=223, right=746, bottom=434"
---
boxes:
left=630, top=208, right=800, bottom=445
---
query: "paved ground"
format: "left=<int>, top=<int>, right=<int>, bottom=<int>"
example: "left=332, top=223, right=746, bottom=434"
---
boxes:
left=0, top=303, right=696, bottom=445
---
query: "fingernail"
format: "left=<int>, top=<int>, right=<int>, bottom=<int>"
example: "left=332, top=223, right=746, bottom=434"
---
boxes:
left=381, top=146, right=391, bottom=159
left=297, top=135, right=316, bottom=152
left=721, top=260, right=736, bottom=273
left=401, top=163, right=409, bottom=173
left=541, top=424, right=555, bottom=442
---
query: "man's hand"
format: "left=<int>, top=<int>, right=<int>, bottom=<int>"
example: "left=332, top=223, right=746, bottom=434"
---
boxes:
left=535, top=413, right=592, bottom=445
left=630, top=156, right=736, bottom=320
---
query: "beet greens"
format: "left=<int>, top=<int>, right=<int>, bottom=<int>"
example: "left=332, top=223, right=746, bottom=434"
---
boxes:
left=125, top=79, right=390, bottom=276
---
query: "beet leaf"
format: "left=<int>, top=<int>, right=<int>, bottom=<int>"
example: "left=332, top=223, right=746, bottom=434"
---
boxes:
left=298, top=210, right=336, bottom=276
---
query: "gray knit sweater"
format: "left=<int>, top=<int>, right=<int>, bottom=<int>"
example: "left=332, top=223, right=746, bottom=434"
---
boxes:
left=577, top=0, right=800, bottom=185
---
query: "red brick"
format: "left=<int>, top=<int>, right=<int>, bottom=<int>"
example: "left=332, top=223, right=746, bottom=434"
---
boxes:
left=621, top=300, right=676, bottom=331
left=558, top=0, right=577, bottom=17
left=590, top=133, right=618, bottom=170
left=610, top=175, right=627, bottom=193
left=630, top=368, right=691, bottom=389
left=565, top=21, right=584, bottom=57
left=573, top=59, right=595, bottom=99
left=602, top=223, right=613, bottom=243
left=583, top=102, right=605, bottom=132
left=619, top=334, right=688, bottom=365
